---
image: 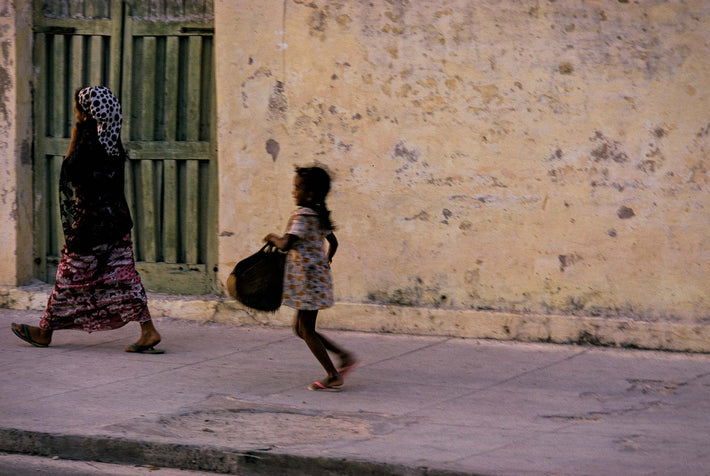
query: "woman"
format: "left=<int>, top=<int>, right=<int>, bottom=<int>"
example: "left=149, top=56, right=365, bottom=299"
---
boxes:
left=11, top=86, right=163, bottom=353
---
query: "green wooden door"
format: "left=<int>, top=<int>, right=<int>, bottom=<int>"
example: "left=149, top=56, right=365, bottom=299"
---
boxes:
left=33, top=0, right=217, bottom=294
left=121, top=2, right=217, bottom=294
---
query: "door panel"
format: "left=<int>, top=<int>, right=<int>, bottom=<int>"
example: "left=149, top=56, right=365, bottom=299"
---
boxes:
left=122, top=3, right=216, bottom=293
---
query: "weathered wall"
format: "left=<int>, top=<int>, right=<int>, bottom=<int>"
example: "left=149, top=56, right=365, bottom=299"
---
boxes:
left=215, top=0, right=709, bottom=342
left=0, top=0, right=33, bottom=286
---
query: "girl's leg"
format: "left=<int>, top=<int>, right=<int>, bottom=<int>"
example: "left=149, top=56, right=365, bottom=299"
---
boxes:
left=295, top=310, right=342, bottom=386
left=313, top=331, right=356, bottom=369
left=294, top=313, right=357, bottom=370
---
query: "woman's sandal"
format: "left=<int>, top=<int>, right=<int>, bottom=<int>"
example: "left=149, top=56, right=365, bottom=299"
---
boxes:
left=11, top=323, right=49, bottom=347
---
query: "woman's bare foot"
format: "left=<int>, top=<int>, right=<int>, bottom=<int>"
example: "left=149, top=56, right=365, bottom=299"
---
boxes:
left=124, top=320, right=162, bottom=352
left=10, top=323, right=52, bottom=347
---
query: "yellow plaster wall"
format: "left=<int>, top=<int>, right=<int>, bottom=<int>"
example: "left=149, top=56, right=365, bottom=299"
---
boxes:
left=215, top=1, right=709, bottom=328
left=0, top=0, right=33, bottom=286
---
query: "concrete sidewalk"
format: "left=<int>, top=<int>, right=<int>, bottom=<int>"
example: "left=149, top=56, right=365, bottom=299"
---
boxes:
left=0, top=308, right=708, bottom=475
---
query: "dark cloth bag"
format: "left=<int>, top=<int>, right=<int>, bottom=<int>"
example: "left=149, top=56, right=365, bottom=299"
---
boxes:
left=227, top=244, right=287, bottom=312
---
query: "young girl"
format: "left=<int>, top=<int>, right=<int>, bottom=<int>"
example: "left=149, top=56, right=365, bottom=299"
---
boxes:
left=265, top=166, right=357, bottom=390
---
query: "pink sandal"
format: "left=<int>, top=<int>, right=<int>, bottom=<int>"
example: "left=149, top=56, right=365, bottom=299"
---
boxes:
left=307, top=381, right=342, bottom=392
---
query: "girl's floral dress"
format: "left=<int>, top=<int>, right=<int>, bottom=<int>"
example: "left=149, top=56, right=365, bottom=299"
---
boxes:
left=282, top=207, right=334, bottom=310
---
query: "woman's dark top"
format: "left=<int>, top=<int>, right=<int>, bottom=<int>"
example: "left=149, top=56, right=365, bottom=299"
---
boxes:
left=59, top=120, right=133, bottom=253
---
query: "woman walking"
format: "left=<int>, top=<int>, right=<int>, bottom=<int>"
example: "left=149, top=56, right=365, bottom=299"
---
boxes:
left=11, top=86, right=162, bottom=353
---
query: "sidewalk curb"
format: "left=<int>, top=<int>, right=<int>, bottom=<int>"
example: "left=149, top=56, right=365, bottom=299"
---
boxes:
left=0, top=428, right=479, bottom=476
left=2, top=283, right=709, bottom=353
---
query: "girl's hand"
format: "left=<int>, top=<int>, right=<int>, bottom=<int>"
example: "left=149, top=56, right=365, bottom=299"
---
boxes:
left=264, top=233, right=297, bottom=251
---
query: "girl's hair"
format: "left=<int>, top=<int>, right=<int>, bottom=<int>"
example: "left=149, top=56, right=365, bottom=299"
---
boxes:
left=296, top=166, right=335, bottom=231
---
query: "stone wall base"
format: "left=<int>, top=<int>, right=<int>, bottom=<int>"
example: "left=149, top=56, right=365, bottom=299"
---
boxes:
left=2, top=284, right=708, bottom=353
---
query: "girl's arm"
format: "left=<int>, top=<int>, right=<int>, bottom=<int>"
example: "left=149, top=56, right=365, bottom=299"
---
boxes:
left=326, top=232, right=338, bottom=263
left=264, top=233, right=297, bottom=251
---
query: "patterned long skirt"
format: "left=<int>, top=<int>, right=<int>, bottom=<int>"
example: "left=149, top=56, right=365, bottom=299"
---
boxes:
left=40, top=234, right=151, bottom=332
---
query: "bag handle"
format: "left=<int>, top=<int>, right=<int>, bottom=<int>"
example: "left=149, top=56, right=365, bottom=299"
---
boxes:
left=262, top=242, right=288, bottom=254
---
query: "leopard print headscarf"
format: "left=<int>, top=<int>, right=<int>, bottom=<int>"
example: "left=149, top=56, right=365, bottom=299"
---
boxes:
left=77, top=86, right=123, bottom=156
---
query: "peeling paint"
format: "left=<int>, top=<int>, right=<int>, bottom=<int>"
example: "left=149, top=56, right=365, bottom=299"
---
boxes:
left=559, top=254, right=582, bottom=272
left=404, top=211, right=429, bottom=222
left=617, top=206, right=635, bottom=219
left=591, top=132, right=628, bottom=164
left=268, top=81, right=287, bottom=120
left=392, top=141, right=419, bottom=163
left=0, top=52, right=11, bottom=123
left=558, top=62, right=574, bottom=75
left=368, top=276, right=449, bottom=308
left=265, top=138, right=280, bottom=161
